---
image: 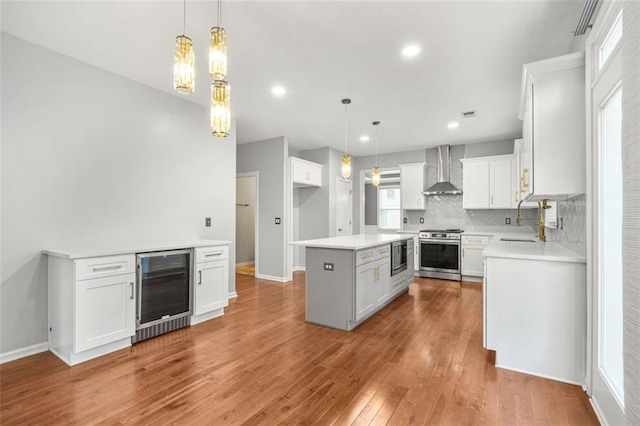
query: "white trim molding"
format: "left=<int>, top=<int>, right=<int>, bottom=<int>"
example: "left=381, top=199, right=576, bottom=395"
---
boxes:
left=235, top=261, right=255, bottom=267
left=255, top=274, right=289, bottom=283
left=0, top=342, right=49, bottom=364
left=292, top=266, right=306, bottom=272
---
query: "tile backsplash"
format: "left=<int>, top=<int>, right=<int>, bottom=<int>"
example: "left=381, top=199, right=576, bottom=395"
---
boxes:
left=546, top=195, right=586, bottom=252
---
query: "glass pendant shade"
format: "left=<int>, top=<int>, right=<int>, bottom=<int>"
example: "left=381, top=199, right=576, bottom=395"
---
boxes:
left=211, top=80, right=231, bottom=137
left=173, top=35, right=195, bottom=94
left=209, top=27, right=228, bottom=80
left=342, top=154, right=352, bottom=179
left=372, top=167, right=381, bottom=187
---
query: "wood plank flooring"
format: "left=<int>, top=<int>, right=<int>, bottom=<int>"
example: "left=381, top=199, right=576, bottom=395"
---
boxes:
left=0, top=273, right=598, bottom=425
left=236, top=263, right=255, bottom=277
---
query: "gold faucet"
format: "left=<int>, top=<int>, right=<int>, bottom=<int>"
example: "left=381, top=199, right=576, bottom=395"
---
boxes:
left=537, top=200, right=550, bottom=242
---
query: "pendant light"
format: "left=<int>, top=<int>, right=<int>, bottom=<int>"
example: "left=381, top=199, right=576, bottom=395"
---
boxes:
left=210, top=0, right=231, bottom=138
left=173, top=0, right=195, bottom=95
left=341, top=98, right=352, bottom=179
left=371, top=121, right=381, bottom=187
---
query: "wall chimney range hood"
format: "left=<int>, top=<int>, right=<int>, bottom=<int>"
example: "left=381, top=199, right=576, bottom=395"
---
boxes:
left=423, top=145, right=462, bottom=195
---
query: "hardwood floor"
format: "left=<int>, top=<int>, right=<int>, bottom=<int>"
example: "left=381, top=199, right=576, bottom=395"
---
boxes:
left=1, top=273, right=597, bottom=425
left=236, top=263, right=255, bottom=277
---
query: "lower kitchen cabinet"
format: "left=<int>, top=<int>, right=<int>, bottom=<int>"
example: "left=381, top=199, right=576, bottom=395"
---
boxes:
left=75, top=274, right=136, bottom=353
left=461, top=235, right=490, bottom=277
left=48, top=254, right=137, bottom=366
left=355, top=255, right=390, bottom=321
left=193, top=246, right=230, bottom=320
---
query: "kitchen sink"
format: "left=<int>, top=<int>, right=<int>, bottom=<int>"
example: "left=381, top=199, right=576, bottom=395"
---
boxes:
left=500, top=238, right=537, bottom=243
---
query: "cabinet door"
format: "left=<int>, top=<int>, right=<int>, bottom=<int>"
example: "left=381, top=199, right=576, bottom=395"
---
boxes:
left=400, top=164, right=426, bottom=210
left=463, top=161, right=490, bottom=209
left=195, top=259, right=229, bottom=316
left=75, top=273, right=136, bottom=353
left=374, top=258, right=391, bottom=305
left=489, top=158, right=513, bottom=208
left=461, top=246, right=485, bottom=277
left=355, top=262, right=376, bottom=321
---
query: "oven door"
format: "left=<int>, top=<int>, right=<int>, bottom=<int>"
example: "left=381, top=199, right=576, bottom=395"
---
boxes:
left=419, top=239, right=460, bottom=273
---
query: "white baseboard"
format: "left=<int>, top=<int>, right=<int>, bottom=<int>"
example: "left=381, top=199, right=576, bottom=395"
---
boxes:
left=235, top=261, right=255, bottom=267
left=228, top=291, right=238, bottom=299
left=255, top=273, right=289, bottom=283
left=292, top=266, right=306, bottom=272
left=0, top=342, right=49, bottom=364
left=494, top=362, right=583, bottom=387
left=462, top=275, right=483, bottom=283
left=589, top=395, right=606, bottom=426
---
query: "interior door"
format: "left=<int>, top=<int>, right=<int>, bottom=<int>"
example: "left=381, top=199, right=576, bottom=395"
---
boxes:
left=336, top=178, right=353, bottom=236
left=589, top=5, right=625, bottom=423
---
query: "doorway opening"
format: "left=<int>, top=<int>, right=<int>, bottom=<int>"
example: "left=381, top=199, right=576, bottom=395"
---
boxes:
left=236, top=173, right=258, bottom=277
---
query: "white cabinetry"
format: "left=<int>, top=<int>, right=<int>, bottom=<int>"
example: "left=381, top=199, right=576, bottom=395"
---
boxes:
left=355, top=246, right=391, bottom=321
left=412, top=236, right=419, bottom=272
left=461, top=235, right=490, bottom=277
left=518, top=52, right=586, bottom=201
left=49, top=254, right=136, bottom=366
left=289, top=157, right=322, bottom=188
left=461, top=155, right=514, bottom=209
left=399, top=163, right=427, bottom=210
left=193, top=246, right=229, bottom=322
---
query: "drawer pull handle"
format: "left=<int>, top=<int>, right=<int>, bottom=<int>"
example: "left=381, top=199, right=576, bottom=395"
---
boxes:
left=198, top=271, right=202, bottom=285
left=92, top=265, right=122, bottom=272
left=361, top=254, right=373, bottom=260
left=205, top=252, right=223, bottom=257
left=130, top=282, right=134, bottom=300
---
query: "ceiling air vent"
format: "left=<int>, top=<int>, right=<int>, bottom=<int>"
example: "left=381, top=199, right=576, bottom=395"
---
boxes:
left=461, top=110, right=477, bottom=119
left=574, top=0, right=599, bottom=36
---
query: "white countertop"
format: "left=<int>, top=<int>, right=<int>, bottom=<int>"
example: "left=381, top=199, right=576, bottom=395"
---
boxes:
left=43, top=239, right=232, bottom=259
left=292, top=234, right=410, bottom=250
left=483, top=241, right=586, bottom=263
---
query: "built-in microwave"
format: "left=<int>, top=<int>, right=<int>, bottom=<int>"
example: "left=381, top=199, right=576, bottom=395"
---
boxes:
left=391, top=240, right=408, bottom=276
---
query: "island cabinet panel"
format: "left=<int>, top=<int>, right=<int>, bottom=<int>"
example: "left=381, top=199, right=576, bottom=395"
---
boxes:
left=303, top=239, right=410, bottom=331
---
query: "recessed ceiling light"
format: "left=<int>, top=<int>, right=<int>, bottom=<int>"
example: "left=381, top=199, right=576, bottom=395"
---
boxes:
left=402, top=44, right=421, bottom=57
left=447, top=122, right=460, bottom=129
left=271, top=85, right=286, bottom=97
left=359, top=135, right=370, bottom=142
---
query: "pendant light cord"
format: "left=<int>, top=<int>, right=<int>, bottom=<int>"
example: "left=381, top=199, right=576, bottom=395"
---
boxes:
left=218, top=0, right=222, bottom=28
left=183, top=0, right=186, bottom=35
left=344, top=103, right=349, bottom=156
left=374, top=124, right=378, bottom=167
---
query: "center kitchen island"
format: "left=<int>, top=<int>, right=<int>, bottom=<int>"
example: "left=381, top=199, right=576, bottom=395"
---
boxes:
left=292, top=234, right=414, bottom=331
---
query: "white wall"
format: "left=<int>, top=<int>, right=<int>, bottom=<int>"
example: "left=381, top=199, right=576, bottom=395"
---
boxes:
left=235, top=176, right=256, bottom=265
left=1, top=34, right=236, bottom=354
left=237, top=137, right=287, bottom=280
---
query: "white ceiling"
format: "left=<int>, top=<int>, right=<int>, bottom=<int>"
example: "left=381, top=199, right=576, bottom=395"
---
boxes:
left=2, top=1, right=583, bottom=156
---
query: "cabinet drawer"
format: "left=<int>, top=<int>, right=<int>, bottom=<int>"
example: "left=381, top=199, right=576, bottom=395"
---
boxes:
left=375, top=245, right=391, bottom=259
left=462, top=235, right=490, bottom=246
left=355, top=248, right=376, bottom=266
left=75, top=255, right=136, bottom=281
left=196, top=246, right=229, bottom=264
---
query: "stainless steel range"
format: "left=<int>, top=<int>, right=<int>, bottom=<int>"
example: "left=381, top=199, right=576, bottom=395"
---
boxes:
left=418, top=229, right=462, bottom=281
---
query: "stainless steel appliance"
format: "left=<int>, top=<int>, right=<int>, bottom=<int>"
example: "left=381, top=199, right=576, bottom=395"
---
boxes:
left=419, top=229, right=462, bottom=281
left=134, top=249, right=193, bottom=343
left=391, top=239, right=408, bottom=276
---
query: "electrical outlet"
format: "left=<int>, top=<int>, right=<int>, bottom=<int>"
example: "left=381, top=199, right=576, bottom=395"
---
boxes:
left=403, top=218, right=408, bottom=224
left=324, top=263, right=334, bottom=271
left=505, top=218, right=511, bottom=225
left=420, top=217, right=424, bottom=224
left=205, top=217, right=211, bottom=227
left=275, top=217, right=281, bottom=225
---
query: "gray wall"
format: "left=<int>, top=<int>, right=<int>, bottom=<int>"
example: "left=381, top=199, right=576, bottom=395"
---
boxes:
left=1, top=34, right=236, bottom=354
left=237, top=137, right=287, bottom=279
left=364, top=183, right=378, bottom=226
left=463, top=139, right=515, bottom=158
left=235, top=176, right=256, bottom=264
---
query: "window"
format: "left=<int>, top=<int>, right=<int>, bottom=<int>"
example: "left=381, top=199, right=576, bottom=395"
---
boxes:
left=378, top=187, right=401, bottom=230
left=599, top=10, right=622, bottom=70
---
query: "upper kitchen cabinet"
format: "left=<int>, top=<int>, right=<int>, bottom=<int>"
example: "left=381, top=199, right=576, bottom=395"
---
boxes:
left=518, top=52, right=586, bottom=201
left=289, top=157, right=322, bottom=188
left=399, top=163, right=427, bottom=210
left=460, top=155, right=513, bottom=209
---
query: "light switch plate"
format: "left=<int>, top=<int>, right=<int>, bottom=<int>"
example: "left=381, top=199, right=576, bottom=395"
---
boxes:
left=205, top=217, right=211, bottom=227
left=419, top=217, right=424, bottom=224
left=505, top=218, right=511, bottom=225
left=403, top=218, right=408, bottom=224
left=324, top=263, right=334, bottom=271
left=275, top=217, right=281, bottom=225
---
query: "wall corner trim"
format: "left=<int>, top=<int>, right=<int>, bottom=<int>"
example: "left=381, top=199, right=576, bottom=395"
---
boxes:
left=0, top=342, right=49, bottom=364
